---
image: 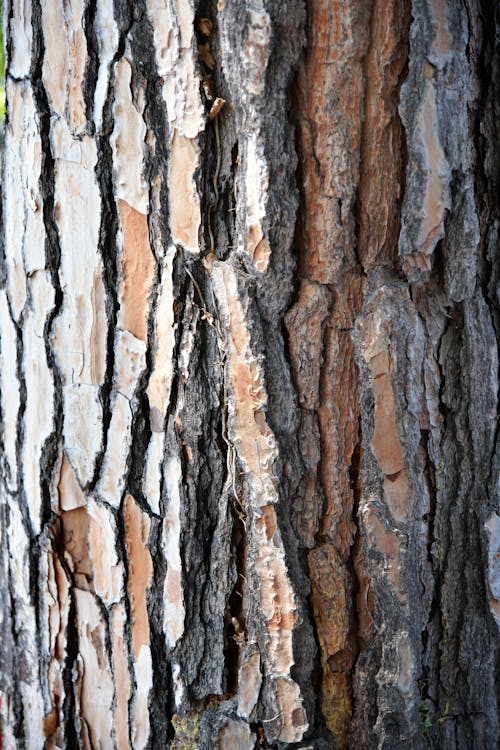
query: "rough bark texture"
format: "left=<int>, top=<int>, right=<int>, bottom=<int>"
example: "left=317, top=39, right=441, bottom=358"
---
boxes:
left=0, top=0, right=499, bottom=748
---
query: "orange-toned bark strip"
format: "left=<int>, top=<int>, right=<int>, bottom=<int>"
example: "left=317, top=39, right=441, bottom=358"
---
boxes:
left=317, top=273, right=364, bottom=551
left=293, top=0, right=370, bottom=286
left=288, top=0, right=410, bottom=743
left=309, top=544, right=355, bottom=747
left=357, top=0, right=411, bottom=272
left=44, top=551, right=70, bottom=748
left=118, top=199, right=156, bottom=342
left=287, top=0, right=370, bottom=740
left=124, top=494, right=153, bottom=658
left=124, top=494, right=153, bottom=748
left=357, top=302, right=412, bottom=524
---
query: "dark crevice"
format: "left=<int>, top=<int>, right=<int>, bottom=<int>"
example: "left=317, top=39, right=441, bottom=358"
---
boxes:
left=125, top=388, right=152, bottom=508
left=347, top=414, right=363, bottom=663
left=13, top=317, right=28, bottom=523
left=224, top=513, right=246, bottom=695
left=476, top=0, right=500, bottom=495
left=5, top=531, right=25, bottom=746
left=123, top=10, right=170, bottom=516
left=82, top=0, right=98, bottom=132
left=160, top=258, right=192, bottom=481
left=61, top=587, right=80, bottom=748
left=4, top=0, right=14, bottom=91
left=112, top=495, right=137, bottom=749
left=50, top=515, right=81, bottom=747
left=148, top=517, right=174, bottom=746
left=286, top=67, right=309, bottom=308
left=196, top=4, right=237, bottom=265
left=417, top=425, right=439, bottom=729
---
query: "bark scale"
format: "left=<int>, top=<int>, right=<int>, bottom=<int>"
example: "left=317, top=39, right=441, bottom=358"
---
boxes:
left=0, top=1, right=499, bottom=749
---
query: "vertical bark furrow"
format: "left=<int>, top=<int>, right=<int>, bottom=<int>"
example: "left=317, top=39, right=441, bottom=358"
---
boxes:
left=285, top=0, right=371, bottom=742
left=357, top=0, right=410, bottom=272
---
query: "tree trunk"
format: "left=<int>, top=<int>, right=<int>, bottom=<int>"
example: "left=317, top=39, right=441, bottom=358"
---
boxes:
left=0, top=0, right=499, bottom=748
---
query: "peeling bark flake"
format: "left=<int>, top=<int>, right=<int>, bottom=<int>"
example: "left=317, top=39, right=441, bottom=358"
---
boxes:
left=163, top=456, right=185, bottom=651
left=117, top=201, right=156, bottom=343
left=110, top=604, right=132, bottom=750
left=124, top=495, right=153, bottom=750
left=41, top=0, right=88, bottom=133
left=74, top=589, right=114, bottom=748
left=211, top=262, right=307, bottom=743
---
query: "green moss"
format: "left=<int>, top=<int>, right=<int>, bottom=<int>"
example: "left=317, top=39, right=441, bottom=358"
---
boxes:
left=419, top=699, right=432, bottom=735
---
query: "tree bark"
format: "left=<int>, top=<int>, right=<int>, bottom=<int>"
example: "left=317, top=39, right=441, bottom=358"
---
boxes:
left=0, top=0, right=499, bottom=748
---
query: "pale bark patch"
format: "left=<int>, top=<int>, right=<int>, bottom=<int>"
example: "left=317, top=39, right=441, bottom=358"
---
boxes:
left=111, top=58, right=148, bottom=214
left=97, top=393, right=133, bottom=506
left=244, top=135, right=270, bottom=272
left=52, top=118, right=105, bottom=387
left=8, top=0, right=32, bottom=78
left=163, top=456, right=185, bottom=650
left=237, top=649, right=262, bottom=721
left=0, top=293, right=20, bottom=491
left=41, top=0, right=87, bottom=134
left=211, top=262, right=307, bottom=742
left=147, top=0, right=205, bottom=137
left=218, top=718, right=254, bottom=750
left=110, top=604, right=132, bottom=750
left=124, top=494, right=153, bottom=658
left=4, top=80, right=44, bottom=320
left=58, top=453, right=87, bottom=511
left=23, top=271, right=55, bottom=534
left=74, top=590, right=115, bottom=748
left=94, top=0, right=119, bottom=132
left=168, top=131, right=201, bottom=255
left=62, top=384, right=102, bottom=487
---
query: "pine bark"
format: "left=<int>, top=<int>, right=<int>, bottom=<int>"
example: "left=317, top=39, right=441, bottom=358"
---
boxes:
left=0, top=1, right=499, bottom=748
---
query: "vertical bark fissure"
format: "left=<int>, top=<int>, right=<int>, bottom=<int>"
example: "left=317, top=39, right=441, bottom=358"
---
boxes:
left=83, top=0, right=99, bottom=130
left=147, top=517, right=174, bottom=746
left=90, top=87, right=120, bottom=490
left=86, top=5, right=131, bottom=493
left=13, top=320, right=26, bottom=521
left=285, top=0, right=366, bottom=740
left=63, top=593, right=80, bottom=747
left=195, top=7, right=248, bottom=696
